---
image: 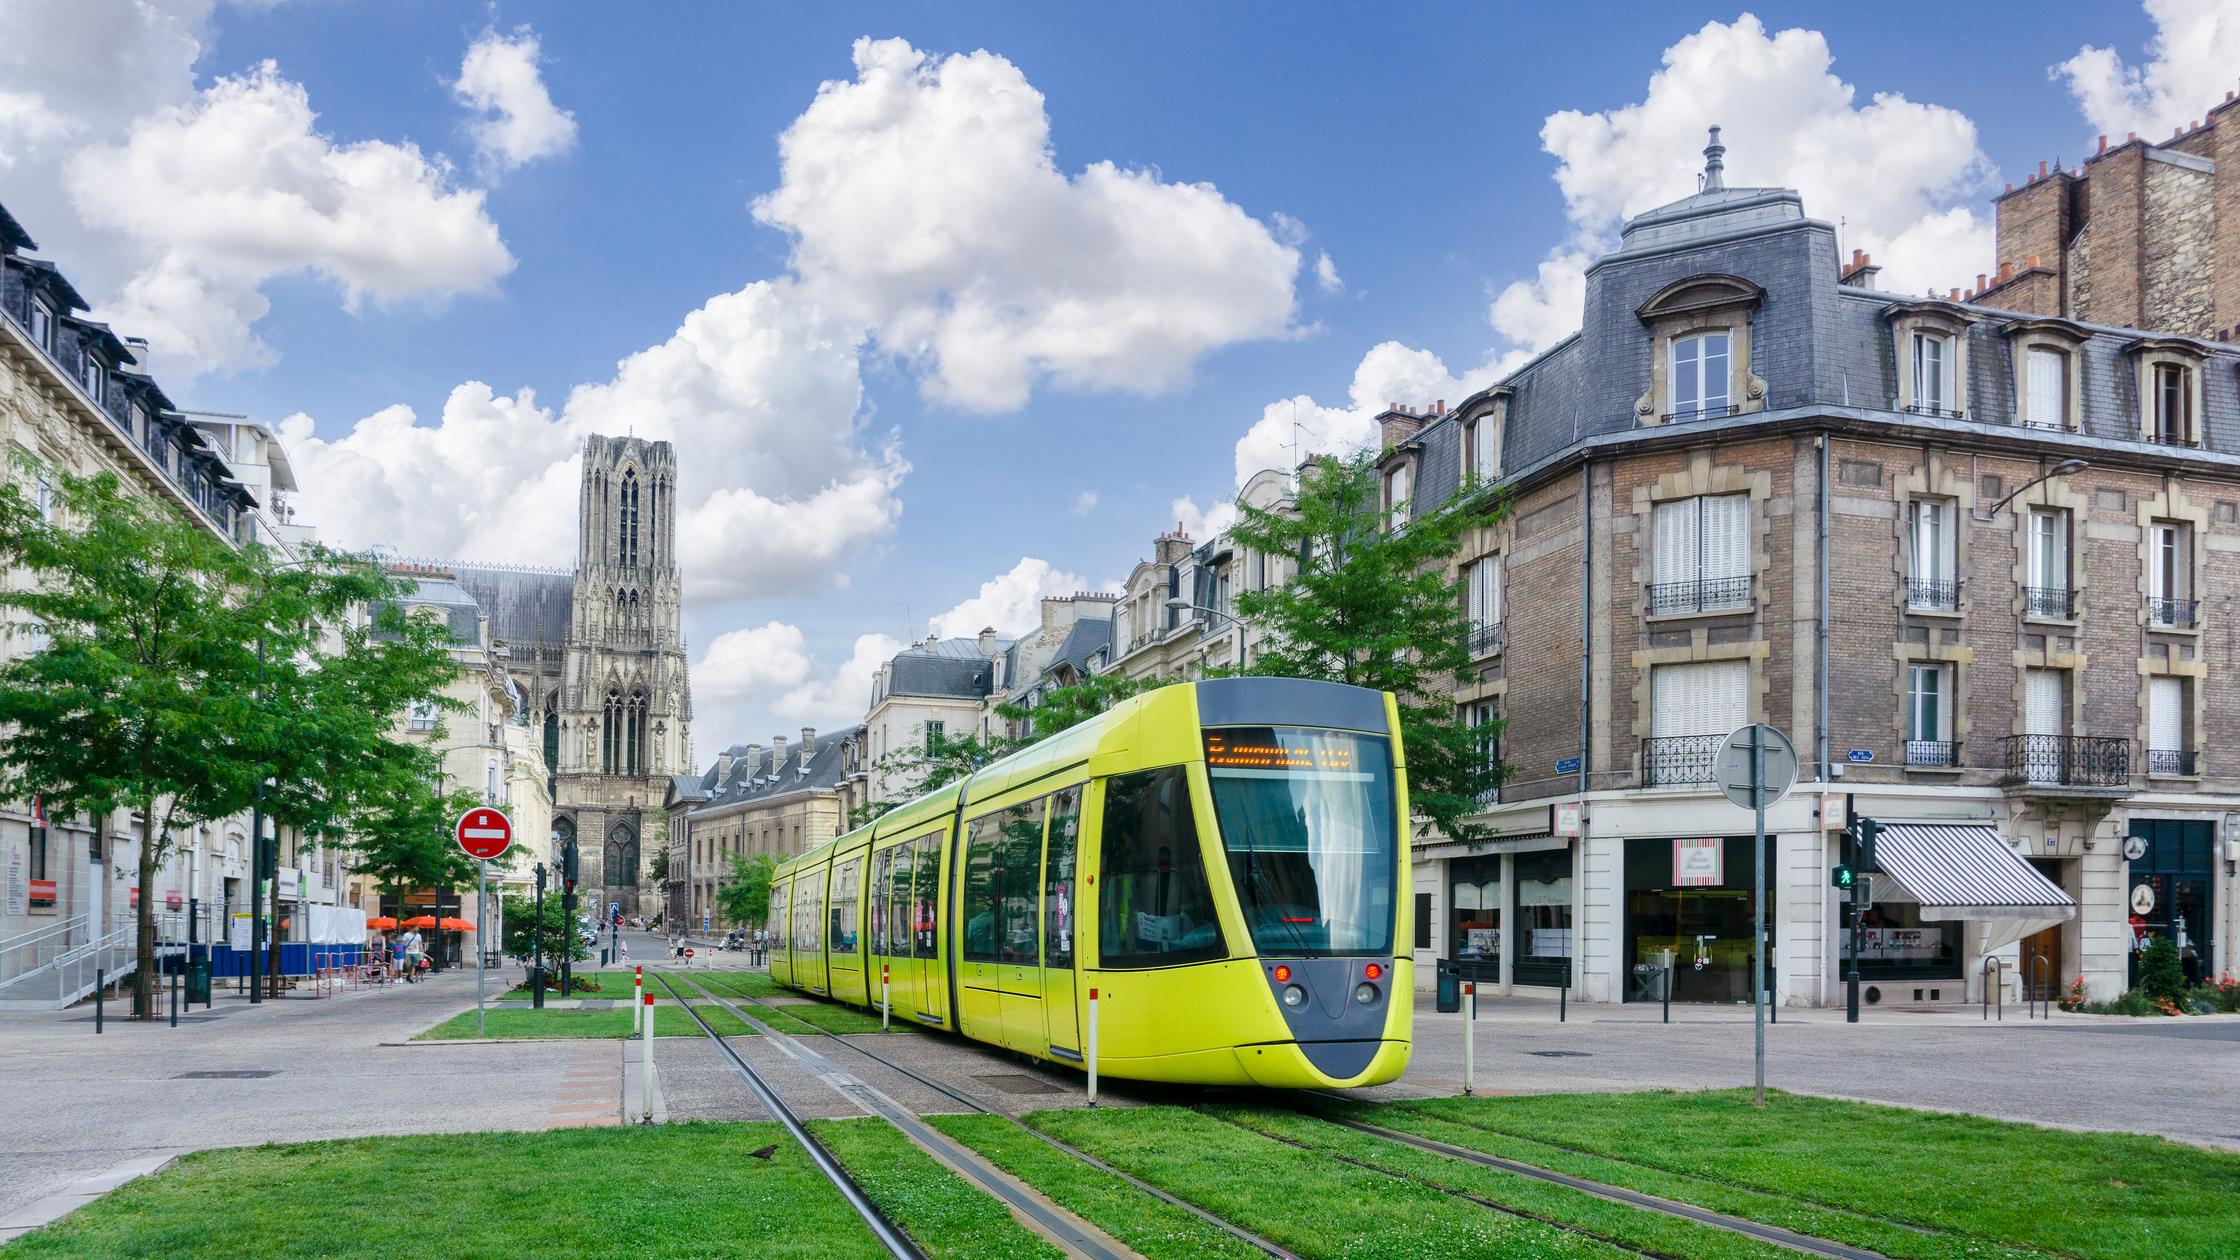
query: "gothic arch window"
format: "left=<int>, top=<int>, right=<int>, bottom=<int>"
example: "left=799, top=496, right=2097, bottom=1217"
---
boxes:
left=603, top=685, right=647, bottom=775
left=619, top=468, right=640, bottom=569
left=606, top=819, right=639, bottom=887
left=628, top=590, right=641, bottom=639
left=542, top=708, right=559, bottom=772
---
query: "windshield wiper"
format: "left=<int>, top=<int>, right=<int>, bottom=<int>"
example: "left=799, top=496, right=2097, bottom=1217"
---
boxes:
left=1240, top=844, right=1317, bottom=958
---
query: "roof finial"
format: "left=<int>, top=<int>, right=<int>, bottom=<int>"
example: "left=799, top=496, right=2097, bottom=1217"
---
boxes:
left=1702, top=125, right=1726, bottom=192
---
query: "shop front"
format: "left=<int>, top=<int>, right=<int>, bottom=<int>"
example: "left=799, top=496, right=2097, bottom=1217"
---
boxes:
left=1622, top=835, right=1774, bottom=1003
left=1512, top=847, right=1574, bottom=988
left=1448, top=855, right=1502, bottom=982
left=2126, top=819, right=2215, bottom=986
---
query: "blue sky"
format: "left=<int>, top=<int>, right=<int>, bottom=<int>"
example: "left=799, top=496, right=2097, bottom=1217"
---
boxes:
left=5, top=0, right=2232, bottom=754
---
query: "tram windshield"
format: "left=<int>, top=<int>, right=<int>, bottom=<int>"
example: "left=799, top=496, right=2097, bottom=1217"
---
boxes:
left=1204, top=726, right=1397, bottom=956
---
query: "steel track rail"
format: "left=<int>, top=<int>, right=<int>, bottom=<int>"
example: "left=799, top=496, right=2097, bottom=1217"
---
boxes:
left=647, top=973, right=927, bottom=1260
left=683, top=974, right=1298, bottom=1260
left=662, top=973, right=1134, bottom=1260
left=1279, top=1094, right=1890, bottom=1260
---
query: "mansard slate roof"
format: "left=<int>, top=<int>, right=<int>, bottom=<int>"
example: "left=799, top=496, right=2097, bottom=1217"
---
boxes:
left=451, top=564, right=574, bottom=647
left=669, top=773, right=709, bottom=803
left=1047, top=618, right=1112, bottom=676
left=1391, top=146, right=2240, bottom=514
left=887, top=636, right=1009, bottom=700
left=390, top=574, right=483, bottom=644
left=0, top=202, right=33, bottom=254
left=693, top=730, right=863, bottom=814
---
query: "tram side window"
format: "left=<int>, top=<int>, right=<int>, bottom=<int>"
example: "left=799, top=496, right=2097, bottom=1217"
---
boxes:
left=868, top=850, right=888, bottom=955
left=962, top=817, right=1004, bottom=964
left=797, top=877, right=823, bottom=953
left=1046, top=786, right=1080, bottom=968
left=914, top=833, right=941, bottom=958
left=831, top=859, right=861, bottom=953
left=1099, top=767, right=1224, bottom=967
left=885, top=844, right=912, bottom=957
left=1000, top=799, right=1047, bottom=965
left=769, top=885, right=788, bottom=950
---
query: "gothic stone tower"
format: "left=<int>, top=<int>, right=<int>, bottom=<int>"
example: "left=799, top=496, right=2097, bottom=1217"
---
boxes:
left=556, top=435, right=691, bottom=916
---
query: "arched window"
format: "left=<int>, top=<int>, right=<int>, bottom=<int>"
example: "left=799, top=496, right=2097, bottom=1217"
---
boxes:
left=603, top=685, right=647, bottom=775
left=619, top=469, right=640, bottom=568
left=543, top=709, right=559, bottom=772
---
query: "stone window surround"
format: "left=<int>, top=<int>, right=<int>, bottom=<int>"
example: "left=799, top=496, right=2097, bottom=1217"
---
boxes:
left=2134, top=484, right=2209, bottom=637
left=2007, top=646, right=2085, bottom=739
left=1460, top=391, right=1510, bottom=482
left=2135, top=654, right=2206, bottom=779
left=1452, top=519, right=1507, bottom=672
left=2127, top=338, right=2207, bottom=446
left=1632, top=273, right=1767, bottom=426
left=1628, top=638, right=1772, bottom=750
left=1890, top=641, right=1974, bottom=771
left=1892, top=453, right=1977, bottom=619
left=2008, top=471, right=2089, bottom=627
left=1883, top=300, right=1979, bottom=417
left=2000, top=318, right=2088, bottom=432
left=1627, top=450, right=1773, bottom=624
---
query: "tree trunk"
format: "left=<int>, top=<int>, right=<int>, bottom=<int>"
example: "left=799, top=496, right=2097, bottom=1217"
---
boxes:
left=134, top=796, right=158, bottom=1020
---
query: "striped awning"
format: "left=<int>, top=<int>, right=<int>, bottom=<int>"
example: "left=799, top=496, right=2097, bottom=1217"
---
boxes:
left=1874, top=824, right=2076, bottom=921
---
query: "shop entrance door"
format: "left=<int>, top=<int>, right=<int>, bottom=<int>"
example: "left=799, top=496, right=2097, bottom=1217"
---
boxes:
left=2022, top=859, right=2063, bottom=999
left=2126, top=820, right=2214, bottom=987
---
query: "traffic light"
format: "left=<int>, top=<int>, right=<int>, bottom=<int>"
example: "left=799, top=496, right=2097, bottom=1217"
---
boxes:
left=1831, top=863, right=1856, bottom=891
left=1855, top=818, right=1882, bottom=873
left=561, top=838, right=579, bottom=892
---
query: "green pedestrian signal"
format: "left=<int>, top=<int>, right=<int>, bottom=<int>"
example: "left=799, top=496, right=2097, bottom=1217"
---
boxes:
left=1831, top=863, right=1856, bottom=891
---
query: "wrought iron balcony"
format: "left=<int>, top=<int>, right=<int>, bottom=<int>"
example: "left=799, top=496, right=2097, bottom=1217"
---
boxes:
left=1642, top=734, right=1723, bottom=786
left=1903, top=402, right=1967, bottom=420
left=1906, top=577, right=1959, bottom=612
left=2145, top=748, right=2198, bottom=776
left=1660, top=402, right=1740, bottom=424
left=1648, top=575, right=1751, bottom=617
left=2022, top=586, right=2076, bottom=620
left=1904, top=740, right=1957, bottom=768
left=2147, top=597, right=2199, bottom=628
left=2001, top=734, right=2131, bottom=789
left=1467, top=619, right=1504, bottom=659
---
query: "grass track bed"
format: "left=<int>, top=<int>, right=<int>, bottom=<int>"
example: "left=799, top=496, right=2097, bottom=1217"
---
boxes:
left=1388, top=1091, right=2240, bottom=1260
left=414, top=1003, right=756, bottom=1040
left=809, top=1117, right=1062, bottom=1260
left=1207, top=1104, right=1799, bottom=1260
left=925, top=1113, right=1267, bottom=1260
left=1028, top=1105, right=1633, bottom=1259
left=1, top=1124, right=880, bottom=1259
left=495, top=970, right=643, bottom=1001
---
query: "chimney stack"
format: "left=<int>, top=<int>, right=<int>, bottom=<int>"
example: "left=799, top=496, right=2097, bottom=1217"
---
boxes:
left=744, top=744, right=763, bottom=780
left=772, top=734, right=788, bottom=768
left=977, top=626, right=998, bottom=656
left=799, top=727, right=816, bottom=760
left=716, top=748, right=735, bottom=782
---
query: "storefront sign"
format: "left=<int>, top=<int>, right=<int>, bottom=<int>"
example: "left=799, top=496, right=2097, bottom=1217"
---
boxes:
left=1850, top=927, right=1939, bottom=960
left=1552, top=802, right=1582, bottom=836
left=4, top=847, right=24, bottom=917
left=1672, top=837, right=1723, bottom=887
left=2130, top=883, right=2156, bottom=915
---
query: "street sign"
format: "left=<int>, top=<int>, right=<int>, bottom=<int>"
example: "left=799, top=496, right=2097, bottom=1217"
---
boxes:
left=455, top=808, right=513, bottom=861
left=2130, top=883, right=2156, bottom=915
left=2121, top=834, right=2148, bottom=861
left=684, top=948, right=694, bottom=960
left=1717, top=725, right=1798, bottom=810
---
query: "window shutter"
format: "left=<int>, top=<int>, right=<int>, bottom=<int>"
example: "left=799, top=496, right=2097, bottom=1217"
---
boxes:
left=1466, top=560, right=1484, bottom=624
left=2025, top=348, right=2064, bottom=428
left=1652, top=499, right=1697, bottom=585
left=2149, top=678, right=2184, bottom=751
left=1650, top=664, right=1692, bottom=739
left=1706, top=660, right=1747, bottom=732
left=2024, top=669, right=2063, bottom=737
left=1486, top=555, right=1503, bottom=625
left=2148, top=526, right=2171, bottom=602
left=1653, top=661, right=1745, bottom=737
left=1703, top=495, right=1749, bottom=578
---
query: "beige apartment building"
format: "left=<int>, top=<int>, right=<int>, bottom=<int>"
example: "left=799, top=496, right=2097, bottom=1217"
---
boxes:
left=675, top=727, right=865, bottom=932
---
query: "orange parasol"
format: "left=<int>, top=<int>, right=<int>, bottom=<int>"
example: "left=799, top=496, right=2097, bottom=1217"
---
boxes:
left=366, top=916, right=398, bottom=930
left=399, top=915, right=475, bottom=931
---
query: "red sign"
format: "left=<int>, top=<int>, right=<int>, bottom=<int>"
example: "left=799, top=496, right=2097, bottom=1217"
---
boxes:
left=28, top=879, right=55, bottom=905
left=165, top=890, right=182, bottom=910
left=684, top=948, right=694, bottom=959
left=454, top=808, right=513, bottom=861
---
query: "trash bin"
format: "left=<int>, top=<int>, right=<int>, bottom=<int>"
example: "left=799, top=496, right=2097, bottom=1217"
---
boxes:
left=186, top=958, right=212, bottom=1005
left=1435, top=959, right=1461, bottom=1013
left=1631, top=962, right=1669, bottom=1003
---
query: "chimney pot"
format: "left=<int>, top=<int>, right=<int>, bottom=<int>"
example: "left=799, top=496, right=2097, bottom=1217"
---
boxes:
left=2098, top=134, right=2108, bottom=153
left=799, top=727, right=816, bottom=759
left=2038, top=159, right=2048, bottom=177
left=2003, top=182, right=2013, bottom=193
left=1948, top=288, right=1961, bottom=302
left=2027, top=254, right=2042, bottom=268
left=1976, top=273, right=1987, bottom=290
left=1998, top=261, right=2013, bottom=281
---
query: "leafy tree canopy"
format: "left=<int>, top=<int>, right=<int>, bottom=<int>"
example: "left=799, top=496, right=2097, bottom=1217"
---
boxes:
left=717, top=852, right=777, bottom=928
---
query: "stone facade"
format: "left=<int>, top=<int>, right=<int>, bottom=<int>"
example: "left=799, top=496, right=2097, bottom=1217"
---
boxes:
left=676, top=727, right=865, bottom=931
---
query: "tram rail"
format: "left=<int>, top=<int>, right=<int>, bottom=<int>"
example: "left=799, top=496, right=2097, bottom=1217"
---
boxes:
left=668, top=970, right=1297, bottom=1260
left=654, top=971, right=1142, bottom=1260
left=645, top=971, right=925, bottom=1260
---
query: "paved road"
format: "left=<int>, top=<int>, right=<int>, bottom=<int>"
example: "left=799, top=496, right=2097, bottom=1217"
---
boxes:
left=0, top=962, right=607, bottom=1236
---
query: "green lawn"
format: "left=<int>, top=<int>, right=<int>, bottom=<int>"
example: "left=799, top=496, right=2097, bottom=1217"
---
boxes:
left=671, top=979, right=909, bottom=1036
left=0, top=1124, right=882, bottom=1259
left=1029, top=1105, right=1632, bottom=1259
left=413, top=1002, right=757, bottom=1040
left=1384, top=1090, right=2240, bottom=1260
left=681, top=969, right=790, bottom=1000
left=495, top=970, right=645, bottom=1002
left=810, top=1118, right=1062, bottom=1260
left=927, top=1114, right=1267, bottom=1260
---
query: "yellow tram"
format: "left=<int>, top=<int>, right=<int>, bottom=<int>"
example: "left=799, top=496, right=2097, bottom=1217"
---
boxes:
left=769, top=677, right=1412, bottom=1088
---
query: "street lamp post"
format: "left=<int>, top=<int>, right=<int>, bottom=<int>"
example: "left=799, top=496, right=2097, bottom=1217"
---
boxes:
left=1164, top=597, right=1249, bottom=665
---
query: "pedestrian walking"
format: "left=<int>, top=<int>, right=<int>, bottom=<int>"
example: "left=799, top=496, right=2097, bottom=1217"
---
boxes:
left=617, top=938, right=628, bottom=963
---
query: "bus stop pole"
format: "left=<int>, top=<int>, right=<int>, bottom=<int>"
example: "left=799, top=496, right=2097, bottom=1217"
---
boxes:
left=476, top=859, right=488, bottom=1037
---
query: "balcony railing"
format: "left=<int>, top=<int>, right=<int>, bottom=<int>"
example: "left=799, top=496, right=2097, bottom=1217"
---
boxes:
left=1467, top=620, right=1504, bottom=658
left=1904, top=403, right=1967, bottom=420
left=1648, top=575, right=1751, bottom=617
left=1906, top=577, right=1958, bottom=611
left=1904, top=740, right=1957, bottom=767
left=2022, top=586, right=2076, bottom=620
left=2145, top=748, right=2198, bottom=776
left=1660, top=403, right=1740, bottom=424
left=1642, top=734, right=1723, bottom=786
left=2001, top=734, right=2131, bottom=788
left=2147, top=597, right=2199, bottom=628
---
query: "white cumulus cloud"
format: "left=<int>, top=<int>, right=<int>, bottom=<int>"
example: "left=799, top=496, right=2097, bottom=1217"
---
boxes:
left=2057, top=0, right=2240, bottom=142
left=1313, top=251, right=1343, bottom=295
left=926, top=557, right=1090, bottom=640
left=1069, top=491, right=1098, bottom=516
left=454, top=27, right=578, bottom=173
left=67, top=60, right=514, bottom=372
left=772, top=631, right=906, bottom=730
left=752, top=37, right=1302, bottom=412
left=1171, top=495, right=1238, bottom=541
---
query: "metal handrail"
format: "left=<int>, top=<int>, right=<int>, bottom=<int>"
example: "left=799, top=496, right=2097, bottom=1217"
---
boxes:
left=1982, top=957, right=2003, bottom=1022
left=1466, top=620, right=1504, bottom=658
left=1905, top=577, right=1958, bottom=611
left=2001, top=734, right=2131, bottom=787
left=2147, top=596, right=2199, bottom=627
left=2028, top=954, right=2051, bottom=1020
left=1642, top=734, right=1724, bottom=785
left=2022, top=586, right=2076, bottom=619
left=1647, top=575, right=1752, bottom=616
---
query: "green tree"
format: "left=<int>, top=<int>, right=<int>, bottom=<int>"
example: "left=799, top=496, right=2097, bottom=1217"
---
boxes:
left=716, top=853, right=777, bottom=928
left=648, top=848, right=669, bottom=884
left=339, top=743, right=481, bottom=935
left=872, top=727, right=1014, bottom=802
left=996, top=671, right=1152, bottom=740
left=1227, top=451, right=1508, bottom=843
left=2136, top=936, right=2186, bottom=1005
left=501, top=890, right=589, bottom=967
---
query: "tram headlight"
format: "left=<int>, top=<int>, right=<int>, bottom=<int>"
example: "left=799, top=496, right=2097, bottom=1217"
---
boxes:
left=1354, top=981, right=1380, bottom=1006
left=1282, top=984, right=1308, bottom=1009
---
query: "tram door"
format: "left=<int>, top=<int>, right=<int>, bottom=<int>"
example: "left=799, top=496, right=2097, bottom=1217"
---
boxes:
left=1041, top=786, right=1083, bottom=1055
left=912, top=833, right=945, bottom=1026
left=957, top=813, right=1007, bottom=1041
left=828, top=855, right=865, bottom=1006
left=998, top=798, right=1051, bottom=1052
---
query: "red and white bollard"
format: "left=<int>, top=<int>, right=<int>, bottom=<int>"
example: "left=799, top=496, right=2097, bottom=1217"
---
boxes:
left=642, top=989, right=656, bottom=1120
left=634, top=965, right=644, bottom=1034
left=1087, top=987, right=1100, bottom=1107
left=1462, top=981, right=1476, bottom=1097
left=881, top=964, right=891, bottom=1031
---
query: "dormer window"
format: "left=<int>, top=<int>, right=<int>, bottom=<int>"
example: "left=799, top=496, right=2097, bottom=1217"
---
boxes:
left=2129, top=339, right=2205, bottom=447
left=2022, top=348, right=2065, bottom=429
left=80, top=354, right=104, bottom=404
left=1385, top=462, right=1412, bottom=527
left=1911, top=333, right=1952, bottom=414
left=28, top=298, right=54, bottom=354
left=2151, top=363, right=2193, bottom=445
left=1466, top=412, right=1500, bottom=481
left=1671, top=332, right=1730, bottom=420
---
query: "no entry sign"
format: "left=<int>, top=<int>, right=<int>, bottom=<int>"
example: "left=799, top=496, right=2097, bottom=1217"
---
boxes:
left=455, top=808, right=513, bottom=861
